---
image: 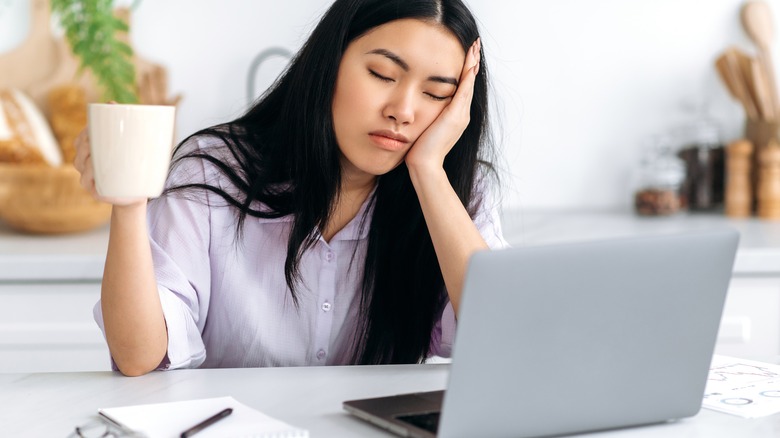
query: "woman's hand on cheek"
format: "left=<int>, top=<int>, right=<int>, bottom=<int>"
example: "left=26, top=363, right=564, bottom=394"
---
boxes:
left=405, top=38, right=481, bottom=173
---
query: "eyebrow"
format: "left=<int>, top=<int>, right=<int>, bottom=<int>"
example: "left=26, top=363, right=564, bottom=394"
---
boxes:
left=366, top=48, right=459, bottom=86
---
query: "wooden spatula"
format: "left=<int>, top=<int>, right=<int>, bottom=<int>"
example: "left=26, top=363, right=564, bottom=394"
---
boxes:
left=742, top=1, right=779, bottom=119
left=715, top=48, right=759, bottom=119
left=751, top=57, right=776, bottom=121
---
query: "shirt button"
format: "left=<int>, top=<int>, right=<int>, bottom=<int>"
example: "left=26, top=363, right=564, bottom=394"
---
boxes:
left=325, top=251, right=334, bottom=262
left=321, top=301, right=332, bottom=312
left=316, top=349, right=327, bottom=360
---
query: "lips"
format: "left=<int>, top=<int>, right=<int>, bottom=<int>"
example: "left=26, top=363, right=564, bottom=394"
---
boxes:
left=368, top=130, right=411, bottom=152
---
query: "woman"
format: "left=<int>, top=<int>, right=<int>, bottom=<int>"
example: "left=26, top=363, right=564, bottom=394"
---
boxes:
left=75, top=0, right=507, bottom=376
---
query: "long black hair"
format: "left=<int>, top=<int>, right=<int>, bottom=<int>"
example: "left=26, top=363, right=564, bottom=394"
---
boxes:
left=166, top=0, right=496, bottom=365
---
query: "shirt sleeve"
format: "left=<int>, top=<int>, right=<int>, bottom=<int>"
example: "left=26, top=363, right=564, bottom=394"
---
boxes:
left=428, top=178, right=509, bottom=359
left=93, top=137, right=218, bottom=370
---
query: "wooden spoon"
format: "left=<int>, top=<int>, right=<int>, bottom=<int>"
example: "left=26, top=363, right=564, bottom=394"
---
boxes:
left=752, top=57, right=776, bottom=121
left=741, top=1, right=779, bottom=120
left=716, top=48, right=760, bottom=119
left=735, top=48, right=763, bottom=119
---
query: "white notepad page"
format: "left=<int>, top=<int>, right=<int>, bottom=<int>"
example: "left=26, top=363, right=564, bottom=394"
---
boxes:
left=703, top=355, right=780, bottom=418
left=98, top=396, right=309, bottom=438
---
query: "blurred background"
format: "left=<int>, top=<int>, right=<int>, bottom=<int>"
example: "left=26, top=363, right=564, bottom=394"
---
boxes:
left=3, top=0, right=780, bottom=373
left=1, top=0, right=764, bottom=211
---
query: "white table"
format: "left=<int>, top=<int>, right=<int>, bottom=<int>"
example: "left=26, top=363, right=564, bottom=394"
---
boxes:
left=1, top=364, right=779, bottom=437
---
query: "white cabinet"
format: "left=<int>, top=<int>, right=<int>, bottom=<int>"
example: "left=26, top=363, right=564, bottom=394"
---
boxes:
left=0, top=282, right=111, bottom=373
left=0, top=224, right=111, bottom=373
left=716, top=277, right=780, bottom=358
left=2, top=212, right=780, bottom=372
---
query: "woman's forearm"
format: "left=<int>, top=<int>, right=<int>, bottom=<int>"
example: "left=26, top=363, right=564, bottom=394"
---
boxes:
left=408, top=164, right=488, bottom=315
left=101, top=202, right=168, bottom=376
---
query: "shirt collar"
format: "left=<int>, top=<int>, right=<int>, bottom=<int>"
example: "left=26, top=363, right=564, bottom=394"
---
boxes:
left=328, top=188, right=375, bottom=242
left=252, top=186, right=376, bottom=242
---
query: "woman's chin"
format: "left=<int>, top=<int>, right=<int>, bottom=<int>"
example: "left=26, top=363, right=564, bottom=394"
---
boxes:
left=346, top=157, right=406, bottom=178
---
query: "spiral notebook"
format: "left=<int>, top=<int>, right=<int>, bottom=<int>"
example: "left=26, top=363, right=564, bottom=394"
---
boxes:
left=98, top=396, right=309, bottom=438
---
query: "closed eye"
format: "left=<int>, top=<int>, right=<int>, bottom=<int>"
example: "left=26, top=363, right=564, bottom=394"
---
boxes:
left=369, top=69, right=393, bottom=82
left=370, top=69, right=450, bottom=101
left=425, top=93, right=450, bottom=102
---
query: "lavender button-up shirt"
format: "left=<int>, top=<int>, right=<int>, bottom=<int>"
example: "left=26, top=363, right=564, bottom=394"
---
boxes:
left=94, top=136, right=508, bottom=369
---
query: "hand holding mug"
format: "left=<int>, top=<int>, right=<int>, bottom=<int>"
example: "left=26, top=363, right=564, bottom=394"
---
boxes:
left=73, top=127, right=144, bottom=207
left=74, top=103, right=176, bottom=206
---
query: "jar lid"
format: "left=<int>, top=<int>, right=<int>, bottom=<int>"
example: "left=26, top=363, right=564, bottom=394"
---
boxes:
left=649, top=156, right=685, bottom=186
left=675, top=119, right=721, bottom=148
left=638, top=136, right=686, bottom=188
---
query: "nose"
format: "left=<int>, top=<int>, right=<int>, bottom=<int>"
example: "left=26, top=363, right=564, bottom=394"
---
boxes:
left=382, top=88, right=415, bottom=126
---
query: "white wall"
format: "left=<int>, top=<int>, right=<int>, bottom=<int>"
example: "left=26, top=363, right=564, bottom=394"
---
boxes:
left=1, top=0, right=776, bottom=210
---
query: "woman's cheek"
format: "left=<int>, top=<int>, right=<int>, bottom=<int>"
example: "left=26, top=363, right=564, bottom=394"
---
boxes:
left=419, top=104, right=448, bottom=132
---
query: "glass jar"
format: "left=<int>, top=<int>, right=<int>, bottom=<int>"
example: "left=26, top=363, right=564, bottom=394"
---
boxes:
left=634, top=137, right=686, bottom=216
left=675, top=119, right=725, bottom=211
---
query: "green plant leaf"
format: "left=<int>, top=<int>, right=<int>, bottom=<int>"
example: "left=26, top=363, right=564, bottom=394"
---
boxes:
left=51, top=0, right=139, bottom=103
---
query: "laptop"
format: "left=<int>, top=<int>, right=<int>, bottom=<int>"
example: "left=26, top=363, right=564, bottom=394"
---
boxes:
left=343, top=229, right=739, bottom=438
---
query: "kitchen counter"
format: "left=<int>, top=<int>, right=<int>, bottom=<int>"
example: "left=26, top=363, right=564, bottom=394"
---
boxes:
left=2, top=210, right=780, bottom=281
left=496, top=210, right=780, bottom=359
left=502, top=210, right=780, bottom=275
left=0, top=223, right=108, bottom=281
left=1, top=210, right=780, bottom=371
left=0, top=223, right=111, bottom=372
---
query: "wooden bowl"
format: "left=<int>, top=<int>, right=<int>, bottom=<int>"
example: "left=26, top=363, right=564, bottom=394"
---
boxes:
left=0, top=164, right=111, bottom=234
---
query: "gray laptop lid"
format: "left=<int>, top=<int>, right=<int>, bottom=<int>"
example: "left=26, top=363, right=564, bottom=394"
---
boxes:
left=438, top=229, right=739, bottom=438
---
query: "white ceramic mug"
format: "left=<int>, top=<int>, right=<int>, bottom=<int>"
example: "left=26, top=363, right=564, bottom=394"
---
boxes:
left=88, top=103, right=176, bottom=198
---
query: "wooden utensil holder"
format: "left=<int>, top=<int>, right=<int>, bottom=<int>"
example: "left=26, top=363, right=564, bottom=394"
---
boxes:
left=745, top=119, right=780, bottom=218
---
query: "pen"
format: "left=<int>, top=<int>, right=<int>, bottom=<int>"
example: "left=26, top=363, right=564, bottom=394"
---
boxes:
left=180, top=407, right=233, bottom=438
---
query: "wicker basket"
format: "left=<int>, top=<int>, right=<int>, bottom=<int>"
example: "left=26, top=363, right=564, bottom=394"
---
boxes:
left=0, top=164, right=111, bottom=234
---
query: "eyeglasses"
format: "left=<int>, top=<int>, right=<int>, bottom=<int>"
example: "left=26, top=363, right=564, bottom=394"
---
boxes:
left=69, top=419, right=148, bottom=438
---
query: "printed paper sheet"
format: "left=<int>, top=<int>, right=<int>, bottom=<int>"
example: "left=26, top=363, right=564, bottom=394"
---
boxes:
left=703, top=355, right=780, bottom=418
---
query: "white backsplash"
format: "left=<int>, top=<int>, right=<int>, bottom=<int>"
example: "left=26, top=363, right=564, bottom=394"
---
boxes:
left=1, top=0, right=776, bottom=210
